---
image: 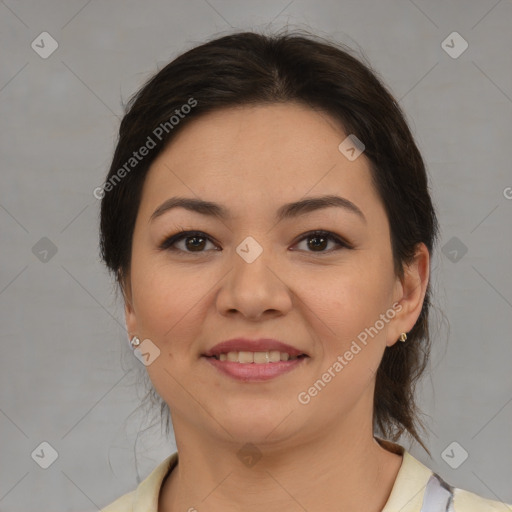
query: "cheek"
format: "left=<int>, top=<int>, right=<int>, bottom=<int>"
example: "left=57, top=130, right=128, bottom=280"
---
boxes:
left=300, top=262, right=394, bottom=337
left=296, top=269, right=393, bottom=411
left=130, top=253, right=209, bottom=343
left=296, top=258, right=395, bottom=393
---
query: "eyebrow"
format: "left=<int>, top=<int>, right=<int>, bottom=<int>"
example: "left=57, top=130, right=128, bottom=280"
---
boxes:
left=149, top=194, right=366, bottom=224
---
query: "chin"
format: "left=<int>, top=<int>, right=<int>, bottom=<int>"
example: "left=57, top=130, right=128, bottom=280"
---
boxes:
left=215, top=408, right=300, bottom=444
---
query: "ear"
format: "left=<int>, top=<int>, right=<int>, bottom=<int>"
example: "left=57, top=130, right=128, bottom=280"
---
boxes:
left=119, top=270, right=138, bottom=341
left=387, top=242, right=430, bottom=347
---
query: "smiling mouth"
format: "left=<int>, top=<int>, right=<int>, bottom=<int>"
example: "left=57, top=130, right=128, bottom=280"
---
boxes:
left=205, top=351, right=308, bottom=363
left=203, top=351, right=309, bottom=381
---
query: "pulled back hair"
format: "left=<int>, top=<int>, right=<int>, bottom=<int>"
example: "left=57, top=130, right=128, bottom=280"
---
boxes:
left=99, top=29, right=439, bottom=454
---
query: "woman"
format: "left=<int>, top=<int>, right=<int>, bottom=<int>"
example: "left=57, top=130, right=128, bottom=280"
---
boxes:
left=98, top=30, right=510, bottom=511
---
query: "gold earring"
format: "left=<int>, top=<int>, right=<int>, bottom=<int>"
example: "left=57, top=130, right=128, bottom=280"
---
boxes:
left=399, top=332, right=407, bottom=342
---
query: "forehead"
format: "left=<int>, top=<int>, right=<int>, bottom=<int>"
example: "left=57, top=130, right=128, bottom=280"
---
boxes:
left=138, top=103, right=382, bottom=223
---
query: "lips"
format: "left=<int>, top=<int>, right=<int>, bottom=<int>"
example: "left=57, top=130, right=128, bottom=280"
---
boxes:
left=202, top=338, right=307, bottom=358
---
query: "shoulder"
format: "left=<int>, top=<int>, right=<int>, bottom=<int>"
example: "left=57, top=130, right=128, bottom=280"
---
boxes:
left=100, top=489, right=135, bottom=511
left=413, top=456, right=512, bottom=512
left=453, top=487, right=512, bottom=511
left=99, top=452, right=179, bottom=512
left=414, top=458, right=512, bottom=511
left=376, top=438, right=511, bottom=512
left=420, top=460, right=510, bottom=511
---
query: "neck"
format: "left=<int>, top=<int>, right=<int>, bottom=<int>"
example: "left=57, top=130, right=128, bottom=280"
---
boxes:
left=159, top=411, right=403, bottom=512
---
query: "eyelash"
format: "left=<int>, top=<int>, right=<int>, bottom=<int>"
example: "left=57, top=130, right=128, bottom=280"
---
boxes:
left=158, top=229, right=353, bottom=255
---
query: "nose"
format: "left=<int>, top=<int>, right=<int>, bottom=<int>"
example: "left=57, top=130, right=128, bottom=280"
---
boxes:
left=215, top=244, right=293, bottom=321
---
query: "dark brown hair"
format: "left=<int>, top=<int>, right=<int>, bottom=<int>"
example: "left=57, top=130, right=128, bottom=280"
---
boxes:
left=99, top=29, right=439, bottom=453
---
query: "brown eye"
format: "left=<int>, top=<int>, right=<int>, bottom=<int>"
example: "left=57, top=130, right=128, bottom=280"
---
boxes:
left=159, top=231, right=218, bottom=253
left=293, top=231, right=351, bottom=254
left=183, top=235, right=207, bottom=251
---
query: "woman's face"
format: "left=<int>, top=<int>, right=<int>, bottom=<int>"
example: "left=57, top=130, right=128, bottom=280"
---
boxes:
left=123, top=103, right=426, bottom=445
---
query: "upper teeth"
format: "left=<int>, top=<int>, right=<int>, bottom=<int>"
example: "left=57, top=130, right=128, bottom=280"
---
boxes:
left=214, top=351, right=299, bottom=363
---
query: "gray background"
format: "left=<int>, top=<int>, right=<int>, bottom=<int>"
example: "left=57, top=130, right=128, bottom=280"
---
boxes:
left=1, top=1, right=511, bottom=510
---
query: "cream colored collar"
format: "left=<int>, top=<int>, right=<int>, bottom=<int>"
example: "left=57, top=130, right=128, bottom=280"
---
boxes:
left=128, top=439, right=435, bottom=512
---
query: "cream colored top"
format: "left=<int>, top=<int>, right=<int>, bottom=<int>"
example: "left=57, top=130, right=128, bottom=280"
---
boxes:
left=101, top=440, right=510, bottom=511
